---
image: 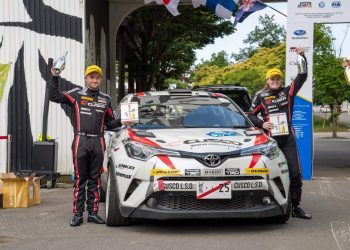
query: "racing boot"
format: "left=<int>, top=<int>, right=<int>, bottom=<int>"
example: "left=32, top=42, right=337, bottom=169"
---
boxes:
left=292, top=205, right=312, bottom=219
left=70, top=213, right=84, bottom=227
left=87, top=212, right=105, bottom=224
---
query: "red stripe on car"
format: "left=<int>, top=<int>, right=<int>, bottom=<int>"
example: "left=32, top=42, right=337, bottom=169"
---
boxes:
left=128, top=129, right=176, bottom=169
left=249, top=154, right=262, bottom=168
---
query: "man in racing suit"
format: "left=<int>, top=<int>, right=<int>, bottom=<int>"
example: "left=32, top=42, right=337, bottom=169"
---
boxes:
left=248, top=48, right=312, bottom=219
left=49, top=65, right=127, bottom=226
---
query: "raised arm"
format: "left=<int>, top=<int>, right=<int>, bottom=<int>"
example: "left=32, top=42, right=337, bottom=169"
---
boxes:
left=287, top=48, right=308, bottom=99
left=49, top=75, right=76, bottom=105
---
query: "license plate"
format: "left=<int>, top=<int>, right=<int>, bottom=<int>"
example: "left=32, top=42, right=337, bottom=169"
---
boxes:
left=196, top=181, right=232, bottom=199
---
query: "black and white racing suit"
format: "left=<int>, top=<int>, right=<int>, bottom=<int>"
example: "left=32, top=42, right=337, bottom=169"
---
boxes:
left=248, top=57, right=308, bottom=205
left=49, top=76, right=121, bottom=214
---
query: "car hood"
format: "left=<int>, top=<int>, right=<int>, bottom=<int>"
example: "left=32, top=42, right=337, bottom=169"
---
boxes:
left=129, top=128, right=261, bottom=153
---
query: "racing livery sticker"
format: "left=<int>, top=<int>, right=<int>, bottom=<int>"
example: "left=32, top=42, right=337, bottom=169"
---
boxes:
left=185, top=169, right=201, bottom=176
left=150, top=169, right=182, bottom=176
left=225, top=168, right=240, bottom=176
left=245, top=168, right=270, bottom=175
left=206, top=131, right=242, bottom=137
left=202, top=169, right=223, bottom=176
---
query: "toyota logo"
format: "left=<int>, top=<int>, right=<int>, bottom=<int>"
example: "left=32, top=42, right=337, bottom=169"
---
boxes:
left=204, top=154, right=221, bottom=167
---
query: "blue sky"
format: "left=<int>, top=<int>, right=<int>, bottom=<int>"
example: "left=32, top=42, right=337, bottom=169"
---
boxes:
left=195, top=2, right=350, bottom=64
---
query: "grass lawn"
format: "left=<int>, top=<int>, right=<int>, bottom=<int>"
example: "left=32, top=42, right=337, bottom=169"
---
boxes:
left=313, top=115, right=349, bottom=132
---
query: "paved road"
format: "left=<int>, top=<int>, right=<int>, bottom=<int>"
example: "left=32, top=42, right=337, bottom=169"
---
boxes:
left=314, top=133, right=350, bottom=178
left=1, top=138, right=350, bottom=250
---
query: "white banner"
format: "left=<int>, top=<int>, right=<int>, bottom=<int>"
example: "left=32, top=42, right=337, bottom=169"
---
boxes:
left=285, top=21, right=314, bottom=102
left=288, top=0, right=350, bottom=23
left=287, top=0, right=350, bottom=180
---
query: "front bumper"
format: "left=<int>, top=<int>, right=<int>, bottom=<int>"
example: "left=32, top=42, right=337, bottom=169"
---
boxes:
left=121, top=190, right=287, bottom=220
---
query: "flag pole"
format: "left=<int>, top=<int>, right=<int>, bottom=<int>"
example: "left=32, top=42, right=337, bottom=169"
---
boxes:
left=265, top=4, right=287, bottom=17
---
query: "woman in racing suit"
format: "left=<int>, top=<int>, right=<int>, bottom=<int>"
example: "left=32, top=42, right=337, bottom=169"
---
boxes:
left=248, top=47, right=312, bottom=219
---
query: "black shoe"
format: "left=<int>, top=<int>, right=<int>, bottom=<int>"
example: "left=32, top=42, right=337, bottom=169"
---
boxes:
left=87, top=213, right=105, bottom=224
left=292, top=205, right=312, bottom=219
left=70, top=213, right=84, bottom=227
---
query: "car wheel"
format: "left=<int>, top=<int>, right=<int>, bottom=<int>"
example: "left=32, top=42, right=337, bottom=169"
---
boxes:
left=105, top=168, right=130, bottom=226
left=272, top=192, right=291, bottom=224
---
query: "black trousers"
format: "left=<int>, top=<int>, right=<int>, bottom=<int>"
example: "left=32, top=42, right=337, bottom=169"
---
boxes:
left=273, top=131, right=302, bottom=206
left=72, top=135, right=105, bottom=214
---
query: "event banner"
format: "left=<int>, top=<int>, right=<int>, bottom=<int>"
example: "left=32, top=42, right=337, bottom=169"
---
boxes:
left=288, top=0, right=350, bottom=23
left=286, top=9, right=315, bottom=180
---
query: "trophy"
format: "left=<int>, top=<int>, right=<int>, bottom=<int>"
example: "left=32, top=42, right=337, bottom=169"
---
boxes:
left=53, top=51, right=68, bottom=74
left=345, top=67, right=350, bottom=85
left=344, top=58, right=350, bottom=85
left=297, top=53, right=307, bottom=74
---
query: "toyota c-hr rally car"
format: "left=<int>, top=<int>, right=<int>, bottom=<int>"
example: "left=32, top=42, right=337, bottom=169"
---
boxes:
left=102, top=89, right=291, bottom=226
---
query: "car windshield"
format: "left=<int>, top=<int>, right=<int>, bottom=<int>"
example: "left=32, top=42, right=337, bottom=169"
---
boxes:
left=126, top=95, right=251, bottom=130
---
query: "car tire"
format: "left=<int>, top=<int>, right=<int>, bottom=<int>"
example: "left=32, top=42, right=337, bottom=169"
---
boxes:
left=105, top=168, right=130, bottom=226
left=272, top=192, right=292, bottom=224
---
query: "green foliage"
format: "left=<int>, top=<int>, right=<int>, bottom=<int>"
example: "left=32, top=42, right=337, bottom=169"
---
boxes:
left=313, top=24, right=350, bottom=107
left=197, top=51, right=232, bottom=68
left=313, top=115, right=349, bottom=132
left=193, top=43, right=286, bottom=94
left=232, top=14, right=286, bottom=62
left=164, top=78, right=189, bottom=89
left=126, top=6, right=235, bottom=91
left=313, top=23, right=350, bottom=136
left=244, top=14, right=286, bottom=48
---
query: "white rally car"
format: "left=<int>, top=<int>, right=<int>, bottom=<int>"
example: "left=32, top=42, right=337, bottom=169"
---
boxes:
left=102, top=89, right=291, bottom=226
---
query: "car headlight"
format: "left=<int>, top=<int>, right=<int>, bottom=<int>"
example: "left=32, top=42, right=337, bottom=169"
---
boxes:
left=124, top=140, right=180, bottom=161
left=240, top=140, right=279, bottom=160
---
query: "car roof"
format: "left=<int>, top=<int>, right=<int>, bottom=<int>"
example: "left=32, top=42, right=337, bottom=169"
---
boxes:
left=192, top=84, right=249, bottom=92
left=127, top=90, right=215, bottom=97
left=121, top=90, right=232, bottom=103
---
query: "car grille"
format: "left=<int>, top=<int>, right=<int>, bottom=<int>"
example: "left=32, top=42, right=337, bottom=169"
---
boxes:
left=148, top=191, right=271, bottom=211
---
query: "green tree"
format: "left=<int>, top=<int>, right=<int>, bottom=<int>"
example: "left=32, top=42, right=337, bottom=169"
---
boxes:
left=232, top=14, right=286, bottom=62
left=125, top=6, right=235, bottom=92
left=193, top=43, right=286, bottom=94
left=313, top=24, right=350, bottom=137
left=198, top=51, right=232, bottom=68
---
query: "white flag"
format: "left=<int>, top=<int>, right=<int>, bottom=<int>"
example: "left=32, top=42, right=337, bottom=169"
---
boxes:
left=145, top=0, right=180, bottom=16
